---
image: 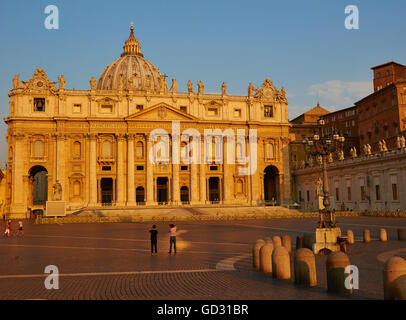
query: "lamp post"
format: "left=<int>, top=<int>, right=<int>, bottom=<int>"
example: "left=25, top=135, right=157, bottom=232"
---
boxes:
left=302, top=119, right=345, bottom=228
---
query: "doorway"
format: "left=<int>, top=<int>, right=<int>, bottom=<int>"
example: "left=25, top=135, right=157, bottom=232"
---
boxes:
left=208, top=177, right=220, bottom=203
left=157, top=177, right=168, bottom=204
left=100, top=178, right=113, bottom=205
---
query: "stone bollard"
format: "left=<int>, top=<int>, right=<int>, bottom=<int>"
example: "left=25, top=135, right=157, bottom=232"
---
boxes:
left=398, top=229, right=405, bottom=241
left=363, top=229, right=371, bottom=243
left=380, top=229, right=388, bottom=242
left=272, top=246, right=291, bottom=280
left=383, top=256, right=406, bottom=300
left=282, top=235, right=292, bottom=254
left=303, top=233, right=316, bottom=250
left=260, top=242, right=274, bottom=274
left=253, top=239, right=265, bottom=269
left=326, top=251, right=352, bottom=295
left=347, top=230, right=354, bottom=245
left=272, top=236, right=282, bottom=247
left=294, top=248, right=317, bottom=287
left=296, top=236, right=304, bottom=250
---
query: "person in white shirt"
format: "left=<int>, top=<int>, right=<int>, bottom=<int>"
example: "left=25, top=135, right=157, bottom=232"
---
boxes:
left=168, top=224, right=177, bottom=254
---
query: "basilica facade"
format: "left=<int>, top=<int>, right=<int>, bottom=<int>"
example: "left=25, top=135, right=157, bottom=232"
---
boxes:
left=5, top=26, right=292, bottom=218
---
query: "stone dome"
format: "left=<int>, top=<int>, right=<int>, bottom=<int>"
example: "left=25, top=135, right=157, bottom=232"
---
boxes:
left=97, top=26, right=168, bottom=93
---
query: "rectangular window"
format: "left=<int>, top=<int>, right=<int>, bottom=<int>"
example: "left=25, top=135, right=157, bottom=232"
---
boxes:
left=338, top=114, right=342, bottom=119
left=335, top=188, right=340, bottom=201
left=180, top=106, right=187, bottom=113
left=73, top=104, right=81, bottom=113
left=392, top=184, right=398, bottom=201
left=101, top=105, right=113, bottom=113
left=181, top=165, right=188, bottom=171
left=136, top=105, right=144, bottom=112
left=299, top=191, right=302, bottom=202
left=361, top=186, right=366, bottom=201
left=210, top=166, right=218, bottom=171
left=34, top=98, right=45, bottom=112
left=136, top=166, right=144, bottom=171
left=375, top=185, right=381, bottom=201
left=234, top=108, right=241, bottom=118
left=207, top=108, right=218, bottom=116
left=102, top=166, right=111, bottom=171
left=347, top=187, right=351, bottom=201
left=264, top=105, right=273, bottom=118
left=306, top=190, right=310, bottom=202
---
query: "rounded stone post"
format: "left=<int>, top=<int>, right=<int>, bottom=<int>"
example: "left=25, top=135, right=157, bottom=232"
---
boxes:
left=260, top=242, right=274, bottom=274
left=296, top=236, right=304, bottom=250
left=326, top=251, right=352, bottom=295
left=383, top=256, right=406, bottom=300
left=363, top=229, right=371, bottom=243
left=253, top=239, right=265, bottom=269
left=347, top=230, right=354, bottom=245
left=294, top=248, right=317, bottom=287
left=272, top=236, right=282, bottom=247
left=264, top=237, right=272, bottom=243
left=272, top=246, right=291, bottom=280
left=380, top=229, right=388, bottom=242
left=282, top=234, right=292, bottom=254
left=398, top=229, right=405, bottom=241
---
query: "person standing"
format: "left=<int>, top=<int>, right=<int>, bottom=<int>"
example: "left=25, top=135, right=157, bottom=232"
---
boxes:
left=149, top=225, right=158, bottom=255
left=168, top=224, right=177, bottom=254
left=17, top=220, right=24, bottom=236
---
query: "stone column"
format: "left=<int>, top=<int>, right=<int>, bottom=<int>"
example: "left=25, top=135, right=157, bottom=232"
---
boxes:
left=127, top=134, right=136, bottom=206
left=200, top=140, right=206, bottom=204
left=190, top=136, right=199, bottom=204
left=116, top=134, right=126, bottom=206
left=56, top=133, right=66, bottom=200
left=88, top=134, right=97, bottom=206
left=250, top=134, right=261, bottom=205
left=223, top=137, right=233, bottom=204
left=172, top=134, right=180, bottom=205
left=172, top=164, right=180, bottom=205
left=10, top=134, right=27, bottom=217
left=146, top=136, right=154, bottom=205
left=190, top=164, right=198, bottom=204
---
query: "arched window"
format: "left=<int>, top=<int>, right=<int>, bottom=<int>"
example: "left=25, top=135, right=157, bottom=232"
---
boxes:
left=73, top=141, right=81, bottom=159
left=73, top=181, right=81, bottom=196
left=102, top=140, right=113, bottom=158
left=236, top=179, right=243, bottom=194
left=265, top=143, right=274, bottom=160
left=136, top=141, right=144, bottom=159
left=33, top=140, right=45, bottom=158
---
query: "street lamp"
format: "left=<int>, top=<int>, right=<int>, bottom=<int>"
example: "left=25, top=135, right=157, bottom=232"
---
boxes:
left=303, top=119, right=345, bottom=228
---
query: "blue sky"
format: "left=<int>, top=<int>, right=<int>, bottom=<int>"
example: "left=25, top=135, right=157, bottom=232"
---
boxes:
left=0, top=0, right=405, bottom=164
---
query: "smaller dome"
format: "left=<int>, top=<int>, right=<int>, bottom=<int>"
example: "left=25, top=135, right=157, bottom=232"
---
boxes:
left=97, top=26, right=168, bottom=93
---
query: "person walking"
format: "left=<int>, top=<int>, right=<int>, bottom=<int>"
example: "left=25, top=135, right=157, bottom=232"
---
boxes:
left=168, top=224, right=177, bottom=254
left=4, top=220, right=11, bottom=237
left=17, top=220, right=24, bottom=236
left=149, top=225, right=158, bottom=255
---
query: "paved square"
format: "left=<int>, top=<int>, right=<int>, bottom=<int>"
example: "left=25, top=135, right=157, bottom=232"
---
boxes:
left=0, top=216, right=405, bottom=300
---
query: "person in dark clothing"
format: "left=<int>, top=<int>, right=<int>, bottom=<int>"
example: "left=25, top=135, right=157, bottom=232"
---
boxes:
left=149, top=225, right=158, bottom=255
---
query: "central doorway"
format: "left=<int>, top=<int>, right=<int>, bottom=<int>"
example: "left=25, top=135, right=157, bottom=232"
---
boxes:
left=264, top=166, right=279, bottom=205
left=29, top=166, right=48, bottom=205
left=208, top=177, right=220, bottom=203
left=157, top=177, right=168, bottom=204
left=100, top=178, right=113, bottom=205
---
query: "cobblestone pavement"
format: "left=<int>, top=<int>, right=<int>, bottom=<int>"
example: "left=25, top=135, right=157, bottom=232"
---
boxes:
left=0, top=216, right=405, bottom=300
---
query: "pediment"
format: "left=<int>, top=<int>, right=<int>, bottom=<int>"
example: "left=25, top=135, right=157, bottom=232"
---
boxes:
left=126, top=103, right=199, bottom=121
